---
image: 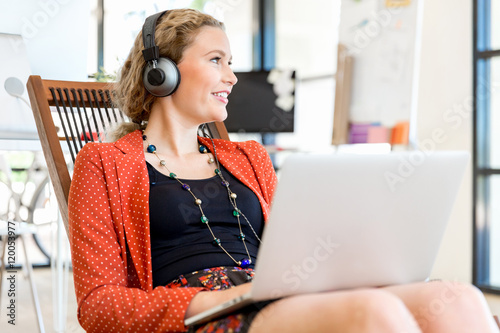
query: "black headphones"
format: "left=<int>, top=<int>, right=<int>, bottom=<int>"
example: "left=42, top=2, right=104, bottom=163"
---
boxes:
left=142, top=10, right=181, bottom=97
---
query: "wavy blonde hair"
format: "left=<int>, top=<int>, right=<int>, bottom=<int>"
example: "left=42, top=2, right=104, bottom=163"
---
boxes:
left=109, top=9, right=224, bottom=141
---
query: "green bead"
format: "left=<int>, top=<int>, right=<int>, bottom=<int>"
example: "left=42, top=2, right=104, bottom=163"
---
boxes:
left=215, top=169, right=221, bottom=174
left=233, top=210, right=240, bottom=217
left=169, top=173, right=177, bottom=179
left=201, top=216, right=209, bottom=224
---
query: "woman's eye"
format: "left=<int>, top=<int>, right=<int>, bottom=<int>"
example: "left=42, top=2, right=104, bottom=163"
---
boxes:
left=211, top=57, right=221, bottom=64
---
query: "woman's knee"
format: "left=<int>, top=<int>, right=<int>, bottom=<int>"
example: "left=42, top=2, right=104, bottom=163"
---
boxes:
left=415, top=280, right=484, bottom=311
left=249, top=289, right=420, bottom=333
left=410, top=281, right=489, bottom=330
left=347, top=289, right=419, bottom=331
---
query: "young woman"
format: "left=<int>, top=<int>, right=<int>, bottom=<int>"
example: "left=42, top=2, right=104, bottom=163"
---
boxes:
left=68, top=8, right=499, bottom=333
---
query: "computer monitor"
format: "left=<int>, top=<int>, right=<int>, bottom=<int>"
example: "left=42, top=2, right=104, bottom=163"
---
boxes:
left=225, top=69, right=295, bottom=134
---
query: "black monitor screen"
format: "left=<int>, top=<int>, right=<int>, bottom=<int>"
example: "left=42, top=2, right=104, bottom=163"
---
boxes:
left=225, top=69, right=295, bottom=133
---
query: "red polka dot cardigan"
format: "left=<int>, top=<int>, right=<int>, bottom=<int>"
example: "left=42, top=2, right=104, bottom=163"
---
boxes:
left=68, top=130, right=277, bottom=332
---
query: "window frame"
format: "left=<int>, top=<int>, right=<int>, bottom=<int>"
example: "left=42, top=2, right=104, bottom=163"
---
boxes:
left=473, top=0, right=500, bottom=294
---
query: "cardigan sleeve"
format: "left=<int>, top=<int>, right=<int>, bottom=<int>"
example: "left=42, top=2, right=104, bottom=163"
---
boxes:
left=68, top=144, right=204, bottom=332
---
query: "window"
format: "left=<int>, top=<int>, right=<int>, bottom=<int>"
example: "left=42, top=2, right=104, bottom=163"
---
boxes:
left=474, top=0, right=500, bottom=293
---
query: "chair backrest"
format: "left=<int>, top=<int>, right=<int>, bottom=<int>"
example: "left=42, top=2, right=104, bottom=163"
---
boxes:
left=26, top=75, right=230, bottom=234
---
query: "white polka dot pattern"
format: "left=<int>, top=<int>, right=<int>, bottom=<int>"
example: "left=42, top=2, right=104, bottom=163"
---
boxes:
left=68, top=130, right=277, bottom=332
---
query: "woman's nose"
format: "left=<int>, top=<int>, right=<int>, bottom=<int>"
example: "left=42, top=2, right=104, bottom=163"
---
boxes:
left=224, top=67, right=238, bottom=86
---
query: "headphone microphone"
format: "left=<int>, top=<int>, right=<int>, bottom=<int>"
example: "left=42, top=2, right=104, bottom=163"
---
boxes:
left=142, top=10, right=181, bottom=97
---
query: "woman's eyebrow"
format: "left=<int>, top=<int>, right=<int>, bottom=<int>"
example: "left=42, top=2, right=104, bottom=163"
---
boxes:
left=204, top=49, right=233, bottom=61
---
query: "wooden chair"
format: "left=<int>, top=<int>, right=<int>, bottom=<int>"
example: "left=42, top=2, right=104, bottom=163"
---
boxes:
left=26, top=75, right=229, bottom=235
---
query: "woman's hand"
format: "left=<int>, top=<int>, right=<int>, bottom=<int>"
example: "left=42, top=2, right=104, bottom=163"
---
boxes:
left=185, top=282, right=252, bottom=318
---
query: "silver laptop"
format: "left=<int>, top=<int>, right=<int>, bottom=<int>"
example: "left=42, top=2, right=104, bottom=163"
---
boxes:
left=185, top=151, right=469, bottom=326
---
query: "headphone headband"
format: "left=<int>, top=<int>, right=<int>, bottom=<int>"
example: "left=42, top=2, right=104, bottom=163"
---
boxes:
left=142, top=10, right=169, bottom=62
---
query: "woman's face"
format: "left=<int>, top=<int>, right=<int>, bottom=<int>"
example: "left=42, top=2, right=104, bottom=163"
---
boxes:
left=170, top=26, right=237, bottom=126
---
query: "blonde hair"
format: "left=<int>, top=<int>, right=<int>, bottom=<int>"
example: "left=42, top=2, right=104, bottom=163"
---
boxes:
left=110, top=9, right=225, bottom=140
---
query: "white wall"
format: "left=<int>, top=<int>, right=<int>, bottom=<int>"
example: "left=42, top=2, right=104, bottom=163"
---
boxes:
left=415, top=0, right=473, bottom=282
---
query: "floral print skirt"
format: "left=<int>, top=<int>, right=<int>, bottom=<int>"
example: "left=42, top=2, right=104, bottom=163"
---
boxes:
left=166, top=266, right=273, bottom=333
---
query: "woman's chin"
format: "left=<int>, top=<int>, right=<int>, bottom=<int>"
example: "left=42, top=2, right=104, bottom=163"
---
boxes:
left=211, top=109, right=228, bottom=123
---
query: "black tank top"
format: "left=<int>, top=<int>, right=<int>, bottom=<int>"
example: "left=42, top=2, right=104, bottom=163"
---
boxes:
left=147, top=162, right=264, bottom=287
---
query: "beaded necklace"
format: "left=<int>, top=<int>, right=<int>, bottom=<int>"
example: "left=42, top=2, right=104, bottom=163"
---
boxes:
left=142, top=132, right=261, bottom=268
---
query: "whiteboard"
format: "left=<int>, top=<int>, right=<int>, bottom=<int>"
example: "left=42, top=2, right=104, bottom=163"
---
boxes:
left=338, top=0, right=424, bottom=136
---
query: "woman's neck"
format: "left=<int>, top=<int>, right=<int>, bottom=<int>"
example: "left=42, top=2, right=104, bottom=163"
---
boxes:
left=143, top=108, right=217, bottom=180
left=144, top=103, right=201, bottom=158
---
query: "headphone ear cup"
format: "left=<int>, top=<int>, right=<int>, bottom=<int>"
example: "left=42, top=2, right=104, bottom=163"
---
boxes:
left=143, top=57, right=181, bottom=97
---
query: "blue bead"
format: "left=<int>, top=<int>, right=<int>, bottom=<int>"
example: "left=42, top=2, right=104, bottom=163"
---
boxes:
left=237, top=232, right=245, bottom=240
left=147, top=144, right=156, bottom=153
left=240, top=259, right=251, bottom=268
left=142, top=135, right=147, bottom=141
left=199, top=145, right=208, bottom=153
left=182, top=184, right=190, bottom=191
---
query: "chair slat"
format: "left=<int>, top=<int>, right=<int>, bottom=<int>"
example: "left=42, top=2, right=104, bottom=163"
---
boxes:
left=50, top=88, right=78, bottom=163
left=63, top=88, right=85, bottom=151
left=71, top=89, right=90, bottom=145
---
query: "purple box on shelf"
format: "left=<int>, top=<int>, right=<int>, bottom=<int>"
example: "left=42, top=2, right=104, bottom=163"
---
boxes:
left=348, top=123, right=371, bottom=144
